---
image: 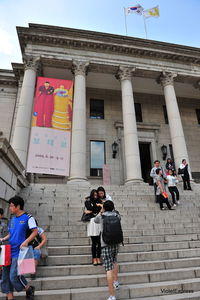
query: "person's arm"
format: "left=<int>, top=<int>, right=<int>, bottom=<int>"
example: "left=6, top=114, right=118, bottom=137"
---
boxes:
left=84, top=200, right=93, bottom=214
left=0, top=233, right=10, bottom=243
left=20, top=228, right=38, bottom=248
left=150, top=168, right=155, bottom=179
left=35, top=232, right=47, bottom=250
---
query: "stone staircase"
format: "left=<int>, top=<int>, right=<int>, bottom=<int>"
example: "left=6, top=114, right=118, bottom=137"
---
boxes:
left=2, top=182, right=200, bottom=299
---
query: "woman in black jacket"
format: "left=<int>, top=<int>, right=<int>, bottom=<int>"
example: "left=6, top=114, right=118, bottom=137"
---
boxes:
left=84, top=189, right=102, bottom=265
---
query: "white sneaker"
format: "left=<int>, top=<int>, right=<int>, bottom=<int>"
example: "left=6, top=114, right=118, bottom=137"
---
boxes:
left=113, top=280, right=120, bottom=289
left=177, top=201, right=180, bottom=205
left=173, top=204, right=177, bottom=207
left=107, top=296, right=116, bottom=300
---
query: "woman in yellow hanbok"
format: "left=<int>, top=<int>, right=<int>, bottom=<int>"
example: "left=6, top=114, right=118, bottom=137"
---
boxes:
left=52, top=85, right=72, bottom=131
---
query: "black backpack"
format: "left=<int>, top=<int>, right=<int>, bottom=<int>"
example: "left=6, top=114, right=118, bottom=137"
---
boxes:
left=102, top=212, right=123, bottom=245
left=25, top=213, right=42, bottom=249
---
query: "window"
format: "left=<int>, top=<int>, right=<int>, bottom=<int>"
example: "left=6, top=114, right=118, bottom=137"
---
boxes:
left=90, top=141, right=105, bottom=176
left=90, top=99, right=104, bottom=119
left=163, top=105, right=169, bottom=124
left=196, top=109, right=200, bottom=125
left=135, top=103, right=143, bottom=122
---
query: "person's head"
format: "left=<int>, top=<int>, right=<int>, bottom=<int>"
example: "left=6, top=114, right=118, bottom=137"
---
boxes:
left=167, top=158, right=172, bottom=163
left=8, top=196, right=24, bottom=215
left=103, top=200, right=114, bottom=212
left=90, top=189, right=98, bottom=200
left=182, top=159, right=186, bottom=165
left=59, top=85, right=65, bottom=89
left=0, top=208, right=4, bottom=219
left=154, top=160, right=160, bottom=168
left=97, top=186, right=106, bottom=199
left=44, top=81, right=50, bottom=88
left=156, top=168, right=162, bottom=175
left=168, top=169, right=173, bottom=176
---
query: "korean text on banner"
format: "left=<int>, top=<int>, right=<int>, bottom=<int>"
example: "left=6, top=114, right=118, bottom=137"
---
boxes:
left=26, top=77, right=73, bottom=176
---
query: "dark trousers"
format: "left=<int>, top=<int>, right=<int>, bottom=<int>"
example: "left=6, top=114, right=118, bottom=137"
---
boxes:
left=168, top=186, right=179, bottom=204
left=157, top=194, right=171, bottom=210
left=91, top=236, right=101, bottom=258
left=183, top=175, right=191, bottom=190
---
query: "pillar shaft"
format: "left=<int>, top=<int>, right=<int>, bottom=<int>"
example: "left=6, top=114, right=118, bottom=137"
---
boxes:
left=12, top=57, right=39, bottom=167
left=160, top=72, right=190, bottom=171
left=69, top=61, right=89, bottom=182
left=117, top=66, right=142, bottom=183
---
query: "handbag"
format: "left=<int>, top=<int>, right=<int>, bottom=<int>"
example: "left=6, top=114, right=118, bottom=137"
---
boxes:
left=178, top=167, right=184, bottom=175
left=0, top=245, right=11, bottom=266
left=18, top=246, right=36, bottom=275
left=81, top=212, right=93, bottom=223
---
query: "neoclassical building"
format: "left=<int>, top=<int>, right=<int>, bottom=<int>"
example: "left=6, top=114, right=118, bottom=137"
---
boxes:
left=1, top=23, right=200, bottom=186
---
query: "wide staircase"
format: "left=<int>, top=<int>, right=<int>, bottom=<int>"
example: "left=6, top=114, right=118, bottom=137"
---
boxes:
left=2, top=182, right=200, bottom=299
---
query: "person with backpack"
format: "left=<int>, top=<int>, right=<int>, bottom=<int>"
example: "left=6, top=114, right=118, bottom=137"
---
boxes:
left=0, top=196, right=38, bottom=300
left=31, top=227, right=47, bottom=279
left=94, top=200, right=123, bottom=300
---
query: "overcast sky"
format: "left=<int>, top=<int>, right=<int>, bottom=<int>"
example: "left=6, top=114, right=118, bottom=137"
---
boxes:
left=0, top=0, right=199, bottom=70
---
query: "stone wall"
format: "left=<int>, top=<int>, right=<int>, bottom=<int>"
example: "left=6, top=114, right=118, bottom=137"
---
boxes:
left=0, top=137, right=27, bottom=215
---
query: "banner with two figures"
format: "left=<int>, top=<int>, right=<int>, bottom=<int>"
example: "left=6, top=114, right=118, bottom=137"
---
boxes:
left=27, top=77, right=73, bottom=176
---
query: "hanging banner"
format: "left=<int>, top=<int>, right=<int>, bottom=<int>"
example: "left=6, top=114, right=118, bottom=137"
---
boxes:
left=26, top=77, right=73, bottom=176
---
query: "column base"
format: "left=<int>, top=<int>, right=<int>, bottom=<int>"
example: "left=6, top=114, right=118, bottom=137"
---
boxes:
left=67, top=177, right=90, bottom=187
left=125, top=178, right=144, bottom=186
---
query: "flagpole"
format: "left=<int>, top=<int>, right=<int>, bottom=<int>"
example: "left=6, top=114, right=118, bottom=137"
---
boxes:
left=124, top=7, right=128, bottom=36
left=143, top=15, right=148, bottom=39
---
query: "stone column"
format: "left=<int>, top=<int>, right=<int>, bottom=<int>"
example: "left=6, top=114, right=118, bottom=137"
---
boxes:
left=68, top=60, right=89, bottom=184
left=12, top=56, right=40, bottom=167
left=159, top=72, right=190, bottom=171
left=116, top=66, right=142, bottom=184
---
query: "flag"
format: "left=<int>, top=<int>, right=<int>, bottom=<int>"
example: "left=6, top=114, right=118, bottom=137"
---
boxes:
left=143, top=6, right=160, bottom=18
left=125, top=4, right=144, bottom=16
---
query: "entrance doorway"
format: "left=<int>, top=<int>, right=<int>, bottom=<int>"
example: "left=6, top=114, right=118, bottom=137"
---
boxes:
left=139, top=142, right=152, bottom=184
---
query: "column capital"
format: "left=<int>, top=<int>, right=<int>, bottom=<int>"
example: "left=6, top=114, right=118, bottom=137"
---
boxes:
left=157, top=71, right=177, bottom=87
left=116, top=65, right=136, bottom=81
left=72, top=60, right=89, bottom=76
left=23, top=55, right=41, bottom=72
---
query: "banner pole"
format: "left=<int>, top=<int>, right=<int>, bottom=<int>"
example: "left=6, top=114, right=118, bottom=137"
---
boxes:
left=124, top=7, right=128, bottom=36
left=143, top=15, right=148, bottom=39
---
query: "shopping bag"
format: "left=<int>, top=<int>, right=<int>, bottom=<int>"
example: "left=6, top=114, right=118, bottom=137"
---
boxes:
left=0, top=245, right=11, bottom=266
left=18, top=246, right=35, bottom=275
left=162, top=192, right=169, bottom=199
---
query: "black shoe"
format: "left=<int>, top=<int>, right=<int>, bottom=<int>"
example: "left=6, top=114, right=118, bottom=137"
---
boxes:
left=26, top=285, right=35, bottom=299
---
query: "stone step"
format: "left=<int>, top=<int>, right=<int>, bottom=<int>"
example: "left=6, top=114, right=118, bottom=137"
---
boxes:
left=46, top=233, right=199, bottom=246
left=37, top=257, right=200, bottom=277
left=46, top=247, right=200, bottom=265
left=129, top=291, right=200, bottom=300
left=47, top=240, right=200, bottom=256
left=23, top=266, right=200, bottom=291
left=1, top=278, right=200, bottom=300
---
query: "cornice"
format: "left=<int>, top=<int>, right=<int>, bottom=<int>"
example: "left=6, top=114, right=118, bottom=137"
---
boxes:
left=16, top=24, right=200, bottom=66
left=0, top=69, right=17, bottom=87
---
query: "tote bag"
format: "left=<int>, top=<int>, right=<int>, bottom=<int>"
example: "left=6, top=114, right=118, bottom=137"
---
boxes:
left=18, top=246, right=35, bottom=275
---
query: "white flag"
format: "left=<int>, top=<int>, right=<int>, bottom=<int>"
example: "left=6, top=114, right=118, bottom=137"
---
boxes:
left=125, top=4, right=144, bottom=16
left=143, top=5, right=160, bottom=18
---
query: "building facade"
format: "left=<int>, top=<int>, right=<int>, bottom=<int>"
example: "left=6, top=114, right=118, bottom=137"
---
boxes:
left=0, top=23, right=200, bottom=185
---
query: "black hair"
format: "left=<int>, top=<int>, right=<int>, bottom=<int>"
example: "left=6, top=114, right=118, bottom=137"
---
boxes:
left=9, top=196, right=24, bottom=210
left=167, top=158, right=172, bottom=162
left=97, top=186, right=106, bottom=199
left=156, top=168, right=161, bottom=175
left=154, top=160, right=160, bottom=164
left=45, top=81, right=50, bottom=84
left=89, top=189, right=98, bottom=200
left=182, top=159, right=186, bottom=163
left=103, top=200, right=114, bottom=212
left=0, top=208, right=4, bottom=216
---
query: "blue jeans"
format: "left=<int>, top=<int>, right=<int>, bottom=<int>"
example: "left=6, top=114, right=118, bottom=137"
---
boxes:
left=1, top=257, right=27, bottom=294
left=33, top=248, right=41, bottom=261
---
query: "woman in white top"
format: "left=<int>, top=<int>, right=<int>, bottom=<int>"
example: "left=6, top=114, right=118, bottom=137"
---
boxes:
left=179, top=159, right=192, bottom=190
left=167, top=169, right=180, bottom=206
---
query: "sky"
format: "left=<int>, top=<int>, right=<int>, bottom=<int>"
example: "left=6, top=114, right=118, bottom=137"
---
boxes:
left=0, top=0, right=200, bottom=70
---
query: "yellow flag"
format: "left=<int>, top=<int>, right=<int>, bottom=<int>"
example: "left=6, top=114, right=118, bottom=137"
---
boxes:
left=143, top=6, right=159, bottom=18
